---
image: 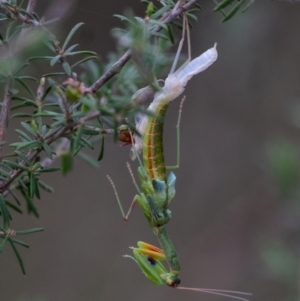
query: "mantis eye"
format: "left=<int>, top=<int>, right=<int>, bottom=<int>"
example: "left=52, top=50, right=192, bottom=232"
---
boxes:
left=147, top=256, right=157, bottom=266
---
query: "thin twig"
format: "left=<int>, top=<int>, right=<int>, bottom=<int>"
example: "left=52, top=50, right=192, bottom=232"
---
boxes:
left=0, top=79, right=12, bottom=160
left=0, top=148, right=42, bottom=193
left=89, top=0, right=198, bottom=93
left=40, top=138, right=69, bottom=168
left=58, top=91, right=71, bottom=121
left=1, top=122, right=115, bottom=196
left=2, top=138, right=68, bottom=198
left=0, top=110, right=101, bottom=193
left=36, top=78, right=44, bottom=103
left=19, top=0, right=38, bottom=44
left=26, top=0, right=37, bottom=13
left=1, top=3, right=40, bottom=26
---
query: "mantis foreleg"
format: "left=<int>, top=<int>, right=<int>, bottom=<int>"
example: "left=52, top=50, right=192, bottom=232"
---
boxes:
left=107, top=172, right=151, bottom=222
left=126, top=241, right=180, bottom=287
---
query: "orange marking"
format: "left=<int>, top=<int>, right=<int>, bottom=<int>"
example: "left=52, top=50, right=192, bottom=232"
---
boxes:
left=137, top=241, right=166, bottom=260
left=146, top=120, right=155, bottom=179
left=136, top=249, right=166, bottom=261
left=138, top=241, right=164, bottom=253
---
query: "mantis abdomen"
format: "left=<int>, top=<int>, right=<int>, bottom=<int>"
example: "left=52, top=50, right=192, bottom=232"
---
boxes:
left=143, top=102, right=168, bottom=182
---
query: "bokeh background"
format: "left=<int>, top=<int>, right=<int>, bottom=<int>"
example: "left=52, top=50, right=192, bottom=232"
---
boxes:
left=2, top=1, right=300, bottom=300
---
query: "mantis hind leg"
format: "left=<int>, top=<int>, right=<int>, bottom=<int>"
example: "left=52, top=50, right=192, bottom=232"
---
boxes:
left=166, top=96, right=185, bottom=171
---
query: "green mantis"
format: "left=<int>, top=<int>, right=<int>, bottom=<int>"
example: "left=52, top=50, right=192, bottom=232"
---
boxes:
left=108, top=12, right=217, bottom=286
left=107, top=11, right=251, bottom=300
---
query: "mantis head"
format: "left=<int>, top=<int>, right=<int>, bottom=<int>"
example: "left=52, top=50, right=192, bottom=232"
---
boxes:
left=124, top=241, right=180, bottom=287
left=124, top=241, right=252, bottom=301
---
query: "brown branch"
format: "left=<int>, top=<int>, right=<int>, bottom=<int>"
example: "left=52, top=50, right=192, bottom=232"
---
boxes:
left=0, top=110, right=101, bottom=193
left=57, top=90, right=71, bottom=121
left=89, top=0, right=199, bottom=93
left=1, top=3, right=40, bottom=26
left=1, top=121, right=115, bottom=196
left=46, top=111, right=101, bottom=144
left=0, top=79, right=12, bottom=160
left=2, top=138, right=69, bottom=197
left=36, top=78, right=45, bottom=103
left=0, top=148, right=42, bottom=193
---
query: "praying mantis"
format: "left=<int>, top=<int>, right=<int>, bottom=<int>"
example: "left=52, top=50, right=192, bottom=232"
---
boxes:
left=107, top=11, right=251, bottom=301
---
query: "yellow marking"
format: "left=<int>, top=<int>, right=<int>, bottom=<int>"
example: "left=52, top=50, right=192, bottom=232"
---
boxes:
left=137, top=241, right=166, bottom=261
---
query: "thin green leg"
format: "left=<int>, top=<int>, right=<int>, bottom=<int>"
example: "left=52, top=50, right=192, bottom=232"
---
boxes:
left=107, top=174, right=138, bottom=221
left=166, top=96, right=185, bottom=171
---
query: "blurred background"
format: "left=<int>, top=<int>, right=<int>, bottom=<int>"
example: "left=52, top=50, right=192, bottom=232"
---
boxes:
left=2, top=1, right=300, bottom=300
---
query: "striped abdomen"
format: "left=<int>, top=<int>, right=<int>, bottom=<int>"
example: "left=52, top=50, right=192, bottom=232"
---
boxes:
left=143, top=102, right=168, bottom=182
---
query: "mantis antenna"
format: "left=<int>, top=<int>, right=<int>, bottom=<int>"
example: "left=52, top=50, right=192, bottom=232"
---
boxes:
left=177, top=287, right=252, bottom=301
left=107, top=8, right=231, bottom=298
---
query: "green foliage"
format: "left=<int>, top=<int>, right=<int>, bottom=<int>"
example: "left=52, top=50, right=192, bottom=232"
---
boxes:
left=268, top=140, right=299, bottom=198
left=213, top=0, right=255, bottom=22
left=262, top=240, right=297, bottom=283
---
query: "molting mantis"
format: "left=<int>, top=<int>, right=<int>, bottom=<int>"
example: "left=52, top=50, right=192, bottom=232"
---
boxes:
left=107, top=12, right=251, bottom=299
left=107, top=13, right=218, bottom=287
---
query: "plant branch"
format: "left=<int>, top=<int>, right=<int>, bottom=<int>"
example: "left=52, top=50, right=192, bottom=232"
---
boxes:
left=1, top=2, right=40, bottom=26
left=0, top=110, right=102, bottom=193
left=0, top=78, right=12, bottom=160
left=2, top=138, right=68, bottom=198
left=26, top=0, right=37, bottom=13
left=89, top=0, right=199, bottom=93
left=40, top=138, right=69, bottom=168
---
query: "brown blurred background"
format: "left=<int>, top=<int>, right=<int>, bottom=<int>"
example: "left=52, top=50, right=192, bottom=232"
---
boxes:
left=2, top=1, right=300, bottom=300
